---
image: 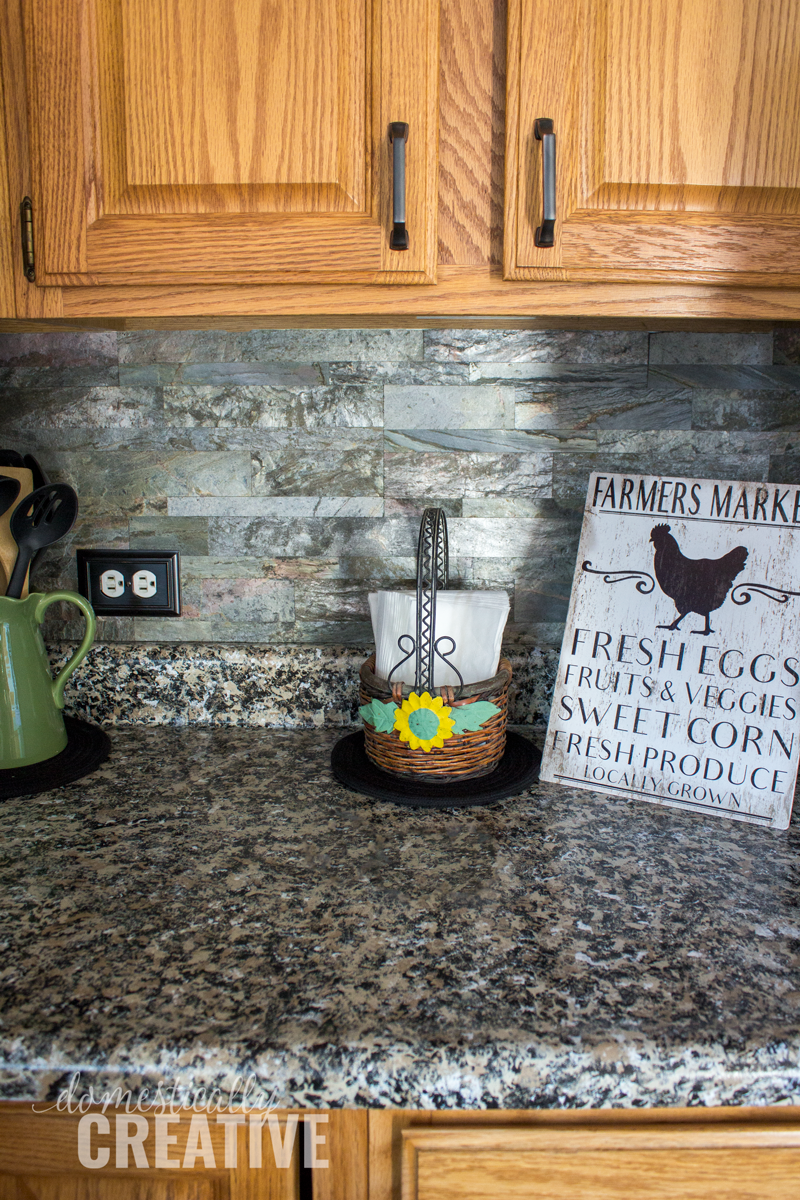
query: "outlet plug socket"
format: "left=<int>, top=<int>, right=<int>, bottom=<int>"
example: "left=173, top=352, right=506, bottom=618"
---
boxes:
left=77, top=550, right=181, bottom=616
left=132, top=569, right=158, bottom=598
left=100, top=569, right=125, bottom=598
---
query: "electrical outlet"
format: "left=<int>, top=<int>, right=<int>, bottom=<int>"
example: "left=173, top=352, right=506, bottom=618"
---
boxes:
left=100, top=569, right=125, bottom=597
left=77, top=550, right=181, bottom=616
left=132, top=569, right=157, bottom=598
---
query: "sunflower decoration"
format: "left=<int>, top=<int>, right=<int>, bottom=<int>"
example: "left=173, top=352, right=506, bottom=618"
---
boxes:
left=393, top=691, right=455, bottom=752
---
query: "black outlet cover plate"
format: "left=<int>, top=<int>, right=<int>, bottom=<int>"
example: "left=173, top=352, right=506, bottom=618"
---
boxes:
left=76, top=549, right=181, bottom=616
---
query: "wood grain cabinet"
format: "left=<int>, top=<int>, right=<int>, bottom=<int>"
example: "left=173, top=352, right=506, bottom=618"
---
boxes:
left=370, top=1108, right=800, bottom=1200
left=6, top=0, right=438, bottom=289
left=6, top=0, right=800, bottom=320
left=505, top=0, right=800, bottom=286
left=0, top=1106, right=368, bottom=1200
left=4, top=1105, right=800, bottom=1199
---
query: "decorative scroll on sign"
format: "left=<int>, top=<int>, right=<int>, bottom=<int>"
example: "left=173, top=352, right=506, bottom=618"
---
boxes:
left=541, top=474, right=800, bottom=829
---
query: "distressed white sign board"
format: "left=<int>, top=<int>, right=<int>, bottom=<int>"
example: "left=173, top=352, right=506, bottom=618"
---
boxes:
left=541, top=474, right=800, bottom=829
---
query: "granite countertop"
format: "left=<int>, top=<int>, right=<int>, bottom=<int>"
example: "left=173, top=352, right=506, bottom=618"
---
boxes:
left=2, top=725, right=800, bottom=1110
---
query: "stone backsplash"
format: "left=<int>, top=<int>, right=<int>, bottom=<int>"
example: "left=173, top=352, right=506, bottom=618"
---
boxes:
left=1, top=325, right=799, bottom=726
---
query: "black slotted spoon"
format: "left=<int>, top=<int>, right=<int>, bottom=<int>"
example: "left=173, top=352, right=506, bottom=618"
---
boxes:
left=6, top=483, right=78, bottom=599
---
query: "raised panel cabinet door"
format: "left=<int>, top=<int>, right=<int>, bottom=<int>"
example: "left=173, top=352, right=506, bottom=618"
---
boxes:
left=400, top=1124, right=800, bottom=1200
left=0, top=1105, right=366, bottom=1200
left=0, top=1108, right=300, bottom=1200
left=17, top=0, right=438, bottom=285
left=505, top=0, right=800, bottom=284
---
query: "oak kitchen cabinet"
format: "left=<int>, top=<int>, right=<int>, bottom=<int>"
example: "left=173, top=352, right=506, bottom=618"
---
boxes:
left=0, top=1104, right=369, bottom=1200
left=2, top=0, right=800, bottom=322
left=504, top=0, right=800, bottom=287
left=0, top=0, right=438, bottom=294
left=376, top=1108, right=800, bottom=1200
left=4, top=1104, right=800, bottom=1200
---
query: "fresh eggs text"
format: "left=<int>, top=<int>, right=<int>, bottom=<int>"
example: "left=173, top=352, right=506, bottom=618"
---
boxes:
left=551, top=626, right=799, bottom=809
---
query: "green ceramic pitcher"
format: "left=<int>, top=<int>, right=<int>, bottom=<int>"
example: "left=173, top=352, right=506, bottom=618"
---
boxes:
left=0, top=591, right=96, bottom=769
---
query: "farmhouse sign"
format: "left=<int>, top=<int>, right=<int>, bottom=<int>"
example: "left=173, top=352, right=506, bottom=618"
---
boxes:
left=541, top=473, right=800, bottom=829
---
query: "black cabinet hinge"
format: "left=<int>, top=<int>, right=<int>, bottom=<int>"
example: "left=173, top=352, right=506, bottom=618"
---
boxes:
left=20, top=197, right=35, bottom=281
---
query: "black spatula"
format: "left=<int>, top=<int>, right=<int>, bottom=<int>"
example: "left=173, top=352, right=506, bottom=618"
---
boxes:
left=6, top=483, right=78, bottom=599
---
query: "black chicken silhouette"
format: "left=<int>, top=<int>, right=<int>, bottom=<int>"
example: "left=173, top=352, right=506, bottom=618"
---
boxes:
left=650, top=524, right=748, bottom=635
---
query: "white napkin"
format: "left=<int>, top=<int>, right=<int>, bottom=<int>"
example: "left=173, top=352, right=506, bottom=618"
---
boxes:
left=369, top=589, right=510, bottom=687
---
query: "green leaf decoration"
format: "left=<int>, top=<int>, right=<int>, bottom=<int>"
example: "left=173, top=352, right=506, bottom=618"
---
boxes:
left=450, top=701, right=501, bottom=734
left=359, top=699, right=398, bottom=733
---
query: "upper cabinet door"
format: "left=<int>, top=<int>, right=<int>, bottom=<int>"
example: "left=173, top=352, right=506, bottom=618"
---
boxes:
left=22, top=0, right=438, bottom=285
left=505, top=0, right=800, bottom=284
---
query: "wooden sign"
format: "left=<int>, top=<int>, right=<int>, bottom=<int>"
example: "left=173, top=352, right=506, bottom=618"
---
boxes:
left=541, top=473, right=800, bottom=829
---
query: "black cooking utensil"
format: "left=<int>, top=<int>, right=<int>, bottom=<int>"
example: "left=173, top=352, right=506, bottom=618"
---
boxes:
left=22, top=454, right=52, bottom=575
left=0, top=449, right=25, bottom=467
left=6, top=483, right=78, bottom=599
left=0, top=475, right=21, bottom=519
left=23, top=454, right=50, bottom=490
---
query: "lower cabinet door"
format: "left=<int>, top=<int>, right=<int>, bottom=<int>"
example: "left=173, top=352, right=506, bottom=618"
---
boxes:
left=395, top=1117, right=800, bottom=1200
left=0, top=1108, right=299, bottom=1200
left=0, top=1106, right=367, bottom=1200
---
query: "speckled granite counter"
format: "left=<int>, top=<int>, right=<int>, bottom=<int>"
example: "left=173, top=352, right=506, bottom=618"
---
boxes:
left=2, top=725, right=800, bottom=1110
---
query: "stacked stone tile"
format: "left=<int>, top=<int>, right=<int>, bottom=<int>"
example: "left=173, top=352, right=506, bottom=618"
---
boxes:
left=0, top=325, right=797, bottom=727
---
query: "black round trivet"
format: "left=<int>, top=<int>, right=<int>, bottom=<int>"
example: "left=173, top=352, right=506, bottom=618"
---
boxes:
left=0, top=715, right=111, bottom=800
left=331, top=730, right=541, bottom=808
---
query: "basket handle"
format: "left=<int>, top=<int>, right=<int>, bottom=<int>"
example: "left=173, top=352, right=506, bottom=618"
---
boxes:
left=415, top=508, right=448, bottom=692
left=387, top=507, right=464, bottom=696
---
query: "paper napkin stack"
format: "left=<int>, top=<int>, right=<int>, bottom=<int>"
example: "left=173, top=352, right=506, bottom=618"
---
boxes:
left=369, top=590, right=510, bottom=687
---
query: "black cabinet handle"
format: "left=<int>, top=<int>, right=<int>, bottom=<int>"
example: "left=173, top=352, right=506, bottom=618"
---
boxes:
left=389, top=122, right=409, bottom=251
left=534, top=118, right=556, bottom=248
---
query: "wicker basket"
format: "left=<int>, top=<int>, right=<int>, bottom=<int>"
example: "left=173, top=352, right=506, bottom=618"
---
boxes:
left=359, top=508, right=511, bottom=781
left=360, top=653, right=512, bottom=780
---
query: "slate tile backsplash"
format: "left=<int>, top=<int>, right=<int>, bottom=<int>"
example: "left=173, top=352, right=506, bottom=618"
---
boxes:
left=1, top=326, right=799, bottom=662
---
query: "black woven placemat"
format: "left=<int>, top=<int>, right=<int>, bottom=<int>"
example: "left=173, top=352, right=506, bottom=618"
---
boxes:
left=331, top=730, right=541, bottom=808
left=0, top=715, right=111, bottom=800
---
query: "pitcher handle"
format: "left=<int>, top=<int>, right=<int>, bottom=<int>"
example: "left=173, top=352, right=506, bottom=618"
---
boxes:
left=33, top=591, right=96, bottom=710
